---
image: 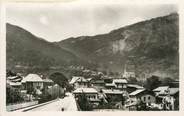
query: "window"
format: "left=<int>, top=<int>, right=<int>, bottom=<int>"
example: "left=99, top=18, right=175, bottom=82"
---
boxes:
left=143, top=97, right=146, bottom=101
left=148, top=96, right=151, bottom=100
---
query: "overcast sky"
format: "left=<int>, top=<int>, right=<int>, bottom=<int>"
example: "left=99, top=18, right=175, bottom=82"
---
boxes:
left=6, top=2, right=177, bottom=42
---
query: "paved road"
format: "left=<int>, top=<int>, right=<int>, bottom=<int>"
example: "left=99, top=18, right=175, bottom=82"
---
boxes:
left=29, top=93, right=78, bottom=111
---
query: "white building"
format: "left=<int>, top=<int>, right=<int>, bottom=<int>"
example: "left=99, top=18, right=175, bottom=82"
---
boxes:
left=113, top=78, right=128, bottom=89
left=122, top=64, right=135, bottom=78
left=21, top=74, right=43, bottom=93
left=129, top=89, right=156, bottom=105
left=153, top=86, right=179, bottom=110
left=69, top=76, right=90, bottom=89
left=73, top=88, right=99, bottom=103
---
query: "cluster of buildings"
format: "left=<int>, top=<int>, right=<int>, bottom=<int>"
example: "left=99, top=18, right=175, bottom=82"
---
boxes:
left=7, top=73, right=62, bottom=102
left=6, top=70, right=179, bottom=111
left=70, top=74, right=179, bottom=111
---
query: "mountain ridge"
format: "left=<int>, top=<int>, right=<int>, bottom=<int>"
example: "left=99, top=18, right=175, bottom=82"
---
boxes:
left=6, top=13, right=179, bottom=80
left=55, top=13, right=179, bottom=79
left=6, top=23, right=81, bottom=73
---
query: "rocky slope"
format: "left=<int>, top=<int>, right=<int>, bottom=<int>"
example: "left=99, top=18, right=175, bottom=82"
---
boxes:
left=56, top=13, right=179, bottom=79
left=6, top=13, right=179, bottom=79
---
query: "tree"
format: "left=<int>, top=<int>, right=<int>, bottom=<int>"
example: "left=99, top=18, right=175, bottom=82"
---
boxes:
left=161, top=77, right=175, bottom=87
left=77, top=93, right=92, bottom=111
left=6, top=70, right=16, bottom=77
left=128, top=77, right=138, bottom=84
left=145, top=75, right=161, bottom=90
left=6, top=87, right=24, bottom=104
left=49, top=72, right=68, bottom=88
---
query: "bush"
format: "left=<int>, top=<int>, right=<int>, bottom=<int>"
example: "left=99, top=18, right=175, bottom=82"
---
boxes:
left=76, top=94, right=93, bottom=111
left=6, top=87, right=24, bottom=104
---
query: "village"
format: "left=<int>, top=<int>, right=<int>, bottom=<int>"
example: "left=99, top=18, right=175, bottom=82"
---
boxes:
left=6, top=65, right=179, bottom=111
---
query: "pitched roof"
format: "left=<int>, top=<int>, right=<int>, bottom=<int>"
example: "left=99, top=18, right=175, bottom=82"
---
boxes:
left=22, top=74, right=43, bottom=83
left=113, top=79, right=128, bottom=84
left=87, top=78, right=92, bottom=81
left=129, top=89, right=146, bottom=96
left=7, top=76, right=22, bottom=82
left=43, top=78, right=54, bottom=83
left=92, top=80, right=105, bottom=84
left=77, top=77, right=88, bottom=82
left=105, top=83, right=116, bottom=87
left=69, top=76, right=88, bottom=84
left=169, top=88, right=179, bottom=95
left=69, top=76, right=81, bottom=84
left=8, top=76, right=19, bottom=80
left=127, top=84, right=144, bottom=89
left=73, top=88, right=98, bottom=94
left=7, top=80, right=22, bottom=86
left=153, top=86, right=169, bottom=92
left=102, top=89, right=123, bottom=94
left=9, top=82, right=22, bottom=86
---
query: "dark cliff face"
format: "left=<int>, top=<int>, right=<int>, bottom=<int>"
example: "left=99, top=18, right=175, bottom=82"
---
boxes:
left=56, top=13, right=179, bottom=79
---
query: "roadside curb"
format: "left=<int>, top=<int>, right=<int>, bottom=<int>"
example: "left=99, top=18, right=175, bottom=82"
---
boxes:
left=15, top=99, right=59, bottom=112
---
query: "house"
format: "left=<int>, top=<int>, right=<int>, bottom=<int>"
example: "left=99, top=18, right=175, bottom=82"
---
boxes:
left=7, top=80, right=22, bottom=89
left=69, top=76, right=90, bottom=89
left=6, top=79, right=22, bottom=89
left=104, top=78, right=113, bottom=83
left=123, top=72, right=135, bottom=78
left=153, top=86, right=169, bottom=96
left=91, top=79, right=105, bottom=90
left=127, top=84, right=144, bottom=93
left=21, top=74, right=44, bottom=93
left=164, top=88, right=179, bottom=110
left=7, top=75, right=23, bottom=89
left=113, top=78, right=128, bottom=90
left=105, top=83, right=116, bottom=89
left=43, top=78, right=54, bottom=88
left=153, top=86, right=179, bottom=110
left=47, top=84, right=65, bottom=98
left=104, top=78, right=128, bottom=90
left=73, top=88, right=100, bottom=104
left=129, top=89, right=156, bottom=106
left=153, top=86, right=170, bottom=109
left=122, top=64, right=136, bottom=78
left=102, top=89, right=123, bottom=102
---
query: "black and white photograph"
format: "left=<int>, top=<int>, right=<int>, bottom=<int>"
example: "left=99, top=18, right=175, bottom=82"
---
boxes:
left=3, top=1, right=179, bottom=112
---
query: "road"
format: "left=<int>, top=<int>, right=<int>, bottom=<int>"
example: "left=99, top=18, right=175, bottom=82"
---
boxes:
left=29, top=93, right=78, bottom=111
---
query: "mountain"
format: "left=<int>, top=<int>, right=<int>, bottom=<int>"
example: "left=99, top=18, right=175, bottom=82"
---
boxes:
left=56, top=13, right=179, bottom=79
left=6, top=23, right=80, bottom=73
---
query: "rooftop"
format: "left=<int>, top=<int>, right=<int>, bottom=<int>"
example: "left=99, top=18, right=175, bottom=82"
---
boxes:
left=113, top=79, right=128, bottom=84
left=69, top=76, right=81, bottom=84
left=127, top=84, right=144, bottom=89
left=169, top=88, right=179, bottom=95
left=7, top=76, right=22, bottom=82
left=73, top=88, right=98, bottom=94
left=7, top=80, right=22, bottom=86
left=102, top=89, right=123, bottom=94
left=43, top=78, right=54, bottom=83
left=153, top=86, right=169, bottom=92
left=77, top=77, right=88, bottom=82
left=105, top=83, right=116, bottom=87
left=21, top=74, right=43, bottom=83
left=69, top=76, right=88, bottom=84
left=129, top=89, right=146, bottom=96
left=92, top=80, right=105, bottom=84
